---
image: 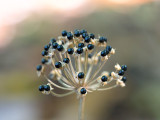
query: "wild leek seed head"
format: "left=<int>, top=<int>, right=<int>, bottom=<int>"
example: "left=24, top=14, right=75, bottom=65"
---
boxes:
left=36, top=29, right=128, bottom=98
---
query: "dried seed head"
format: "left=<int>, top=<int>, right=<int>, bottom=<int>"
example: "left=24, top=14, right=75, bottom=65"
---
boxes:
left=36, top=29, right=128, bottom=98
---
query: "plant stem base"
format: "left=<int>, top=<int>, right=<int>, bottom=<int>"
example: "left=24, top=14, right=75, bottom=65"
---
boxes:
left=78, top=96, right=85, bottom=120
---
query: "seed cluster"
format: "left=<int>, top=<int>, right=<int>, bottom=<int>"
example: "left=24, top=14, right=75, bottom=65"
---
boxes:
left=36, top=29, right=128, bottom=97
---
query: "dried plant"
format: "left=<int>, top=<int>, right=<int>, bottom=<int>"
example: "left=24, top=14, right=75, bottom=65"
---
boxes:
left=36, top=29, right=127, bottom=120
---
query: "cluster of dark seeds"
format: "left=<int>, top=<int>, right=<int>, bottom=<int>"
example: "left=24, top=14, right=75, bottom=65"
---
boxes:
left=39, top=85, right=50, bottom=91
left=36, top=29, right=128, bottom=96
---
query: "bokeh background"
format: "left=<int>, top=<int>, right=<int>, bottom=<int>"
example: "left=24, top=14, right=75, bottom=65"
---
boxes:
left=0, top=0, right=160, bottom=120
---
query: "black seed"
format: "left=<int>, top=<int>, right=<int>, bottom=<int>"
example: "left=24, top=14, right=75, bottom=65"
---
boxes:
left=52, top=42, right=59, bottom=49
left=80, top=88, right=87, bottom=94
left=39, top=85, right=44, bottom=91
left=87, top=44, right=94, bottom=50
left=41, top=50, right=48, bottom=56
left=118, top=70, right=125, bottom=76
left=103, top=37, right=107, bottom=42
left=41, top=58, right=48, bottom=64
left=80, top=29, right=87, bottom=34
left=77, top=48, right=83, bottom=54
left=48, top=43, right=51, bottom=47
left=67, top=33, right=73, bottom=40
left=121, top=65, right=127, bottom=71
left=99, top=37, right=105, bottom=43
left=55, top=62, right=62, bottom=68
left=74, top=30, right=80, bottom=37
left=121, top=76, right=127, bottom=83
left=101, top=50, right=107, bottom=57
left=44, top=45, right=50, bottom=51
left=36, top=65, right=42, bottom=71
left=106, top=46, right=112, bottom=51
left=78, top=43, right=84, bottom=48
left=78, top=72, right=84, bottom=79
left=105, top=49, right=110, bottom=55
left=44, top=85, right=50, bottom=91
left=63, top=58, right=70, bottom=64
left=84, top=36, right=90, bottom=43
left=50, top=38, right=56, bottom=43
left=62, top=30, right=67, bottom=36
left=48, top=42, right=51, bottom=46
left=67, top=48, right=74, bottom=54
left=89, top=33, right=95, bottom=39
left=101, top=75, right=108, bottom=82
left=57, top=45, right=64, bottom=51
left=82, top=33, right=88, bottom=38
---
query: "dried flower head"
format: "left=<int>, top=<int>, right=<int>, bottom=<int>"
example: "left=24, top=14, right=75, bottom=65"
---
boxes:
left=36, top=29, right=127, bottom=98
left=36, top=29, right=128, bottom=120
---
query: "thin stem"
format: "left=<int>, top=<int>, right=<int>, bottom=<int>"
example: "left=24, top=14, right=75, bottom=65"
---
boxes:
left=63, top=68, right=76, bottom=85
left=84, top=65, right=93, bottom=84
left=75, top=56, right=79, bottom=72
left=78, top=97, right=85, bottom=120
left=78, top=55, right=82, bottom=72
left=87, top=60, right=107, bottom=84
left=97, top=85, right=118, bottom=91
left=67, top=54, right=76, bottom=76
left=44, top=75, right=74, bottom=90
left=51, top=58, right=73, bottom=85
left=57, top=79, right=73, bottom=88
left=50, top=91, right=74, bottom=97
left=84, top=50, right=88, bottom=75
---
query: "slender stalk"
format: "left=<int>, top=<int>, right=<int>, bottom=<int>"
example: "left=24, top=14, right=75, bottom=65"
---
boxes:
left=97, top=85, right=118, bottom=91
left=84, top=50, right=88, bottom=75
left=78, top=97, right=85, bottom=120
left=50, top=91, right=74, bottom=97
left=78, top=55, right=82, bottom=72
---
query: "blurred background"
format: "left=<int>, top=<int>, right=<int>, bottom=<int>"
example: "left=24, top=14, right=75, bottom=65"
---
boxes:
left=0, top=0, right=160, bottom=120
